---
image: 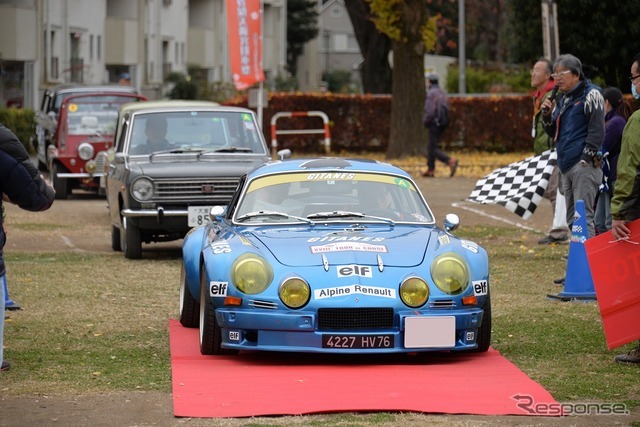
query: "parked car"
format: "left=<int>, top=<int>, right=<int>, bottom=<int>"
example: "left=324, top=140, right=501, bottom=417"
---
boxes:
left=178, top=157, right=491, bottom=356
left=106, top=100, right=275, bottom=259
left=48, top=92, right=147, bottom=199
left=35, top=84, right=139, bottom=170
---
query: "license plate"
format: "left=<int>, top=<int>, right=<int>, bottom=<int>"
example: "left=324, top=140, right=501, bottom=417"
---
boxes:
left=322, top=334, right=393, bottom=349
left=404, top=316, right=455, bottom=348
left=188, top=206, right=214, bottom=226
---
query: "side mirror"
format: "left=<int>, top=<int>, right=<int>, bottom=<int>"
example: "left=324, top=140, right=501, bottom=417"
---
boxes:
left=209, top=206, right=226, bottom=222
left=114, top=152, right=128, bottom=164
left=276, top=149, right=291, bottom=160
left=443, top=213, right=460, bottom=232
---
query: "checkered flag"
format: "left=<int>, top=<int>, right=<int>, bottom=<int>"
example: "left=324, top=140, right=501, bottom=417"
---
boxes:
left=467, top=150, right=557, bottom=219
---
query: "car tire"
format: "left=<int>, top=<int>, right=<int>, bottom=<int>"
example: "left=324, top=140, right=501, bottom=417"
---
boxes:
left=111, top=225, right=122, bottom=252
left=465, top=294, right=492, bottom=353
left=179, top=263, right=199, bottom=328
left=199, top=264, right=237, bottom=355
left=52, top=163, right=70, bottom=200
left=122, top=217, right=142, bottom=259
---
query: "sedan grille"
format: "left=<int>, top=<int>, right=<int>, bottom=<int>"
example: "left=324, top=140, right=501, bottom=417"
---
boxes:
left=317, top=307, right=394, bottom=331
left=153, top=178, right=239, bottom=202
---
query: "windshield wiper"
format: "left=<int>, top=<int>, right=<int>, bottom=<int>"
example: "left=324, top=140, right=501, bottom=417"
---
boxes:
left=214, top=147, right=253, bottom=153
left=236, top=210, right=313, bottom=224
left=306, top=211, right=396, bottom=225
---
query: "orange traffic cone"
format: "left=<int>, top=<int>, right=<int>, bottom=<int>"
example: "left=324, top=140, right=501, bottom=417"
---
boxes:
left=547, top=200, right=596, bottom=302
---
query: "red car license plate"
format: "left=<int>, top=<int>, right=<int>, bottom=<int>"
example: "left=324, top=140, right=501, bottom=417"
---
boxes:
left=322, top=334, right=394, bottom=349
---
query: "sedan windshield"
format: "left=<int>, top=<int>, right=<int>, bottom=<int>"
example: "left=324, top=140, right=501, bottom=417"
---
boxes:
left=127, top=111, right=266, bottom=156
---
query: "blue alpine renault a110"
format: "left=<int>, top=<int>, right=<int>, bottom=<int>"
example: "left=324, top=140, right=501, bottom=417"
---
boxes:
left=179, top=157, right=491, bottom=355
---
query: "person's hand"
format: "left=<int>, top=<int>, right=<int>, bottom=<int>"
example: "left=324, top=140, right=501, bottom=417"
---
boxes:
left=612, top=219, right=631, bottom=240
left=541, top=98, right=555, bottom=116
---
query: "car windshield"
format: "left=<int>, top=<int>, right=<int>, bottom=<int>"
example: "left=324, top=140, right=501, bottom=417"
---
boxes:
left=127, top=111, right=266, bottom=156
left=65, top=96, right=138, bottom=136
left=233, top=172, right=434, bottom=224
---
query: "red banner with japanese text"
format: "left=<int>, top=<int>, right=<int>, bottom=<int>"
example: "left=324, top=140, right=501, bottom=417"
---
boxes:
left=227, top=0, right=264, bottom=91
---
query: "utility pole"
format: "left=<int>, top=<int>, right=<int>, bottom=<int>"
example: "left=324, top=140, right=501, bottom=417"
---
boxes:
left=541, top=0, right=559, bottom=61
left=458, top=0, right=466, bottom=94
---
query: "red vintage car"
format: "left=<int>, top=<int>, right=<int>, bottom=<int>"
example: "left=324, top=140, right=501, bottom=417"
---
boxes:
left=48, top=92, right=147, bottom=199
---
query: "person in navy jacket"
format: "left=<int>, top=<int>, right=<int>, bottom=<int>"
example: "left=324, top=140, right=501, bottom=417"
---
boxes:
left=0, top=150, right=55, bottom=372
left=541, top=54, right=605, bottom=238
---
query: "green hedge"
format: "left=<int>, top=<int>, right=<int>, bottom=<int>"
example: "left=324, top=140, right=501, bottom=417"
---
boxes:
left=0, top=108, right=37, bottom=154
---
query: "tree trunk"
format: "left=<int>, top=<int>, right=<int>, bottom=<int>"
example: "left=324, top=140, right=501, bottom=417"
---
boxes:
left=386, top=39, right=427, bottom=159
left=344, top=0, right=392, bottom=94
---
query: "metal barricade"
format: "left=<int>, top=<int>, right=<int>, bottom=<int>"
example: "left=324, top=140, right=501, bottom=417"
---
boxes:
left=270, top=111, right=331, bottom=157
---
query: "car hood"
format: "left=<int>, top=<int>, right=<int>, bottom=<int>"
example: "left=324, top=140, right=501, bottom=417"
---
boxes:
left=247, top=226, right=437, bottom=268
left=130, top=156, right=268, bottom=178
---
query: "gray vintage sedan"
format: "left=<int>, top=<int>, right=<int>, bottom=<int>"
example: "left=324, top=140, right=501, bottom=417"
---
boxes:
left=105, top=100, right=273, bottom=259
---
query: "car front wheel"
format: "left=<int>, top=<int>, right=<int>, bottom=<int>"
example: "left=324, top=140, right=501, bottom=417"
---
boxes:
left=52, top=163, right=70, bottom=200
left=179, top=264, right=199, bottom=327
left=199, top=264, right=237, bottom=355
left=111, top=225, right=121, bottom=251
left=122, top=217, right=142, bottom=259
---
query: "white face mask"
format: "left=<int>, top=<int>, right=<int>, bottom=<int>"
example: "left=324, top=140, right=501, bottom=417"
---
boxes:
left=633, top=82, right=640, bottom=100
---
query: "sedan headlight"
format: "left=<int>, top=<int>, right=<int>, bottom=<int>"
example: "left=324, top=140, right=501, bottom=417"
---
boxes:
left=78, top=142, right=95, bottom=161
left=279, top=277, right=310, bottom=308
left=131, top=177, right=154, bottom=201
left=231, top=253, right=273, bottom=294
left=399, top=276, right=429, bottom=307
left=431, top=252, right=470, bottom=295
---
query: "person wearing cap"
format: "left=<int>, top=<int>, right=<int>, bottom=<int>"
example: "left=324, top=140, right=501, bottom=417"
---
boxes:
left=421, top=72, right=458, bottom=178
left=541, top=54, right=605, bottom=239
left=531, top=58, right=569, bottom=245
left=611, top=52, right=640, bottom=364
left=594, top=87, right=632, bottom=234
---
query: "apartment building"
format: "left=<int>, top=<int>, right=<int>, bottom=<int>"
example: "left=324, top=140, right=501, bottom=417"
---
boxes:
left=0, top=0, right=286, bottom=109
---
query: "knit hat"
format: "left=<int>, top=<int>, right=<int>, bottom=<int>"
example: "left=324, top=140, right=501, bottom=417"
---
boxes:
left=426, top=72, right=439, bottom=83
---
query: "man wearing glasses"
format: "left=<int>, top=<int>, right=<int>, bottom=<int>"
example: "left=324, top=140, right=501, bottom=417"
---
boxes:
left=610, top=52, right=640, bottom=364
left=541, top=54, right=604, bottom=239
left=531, top=58, right=568, bottom=245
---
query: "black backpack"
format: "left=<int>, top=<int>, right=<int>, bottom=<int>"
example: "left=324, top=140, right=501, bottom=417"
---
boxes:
left=435, top=102, right=450, bottom=129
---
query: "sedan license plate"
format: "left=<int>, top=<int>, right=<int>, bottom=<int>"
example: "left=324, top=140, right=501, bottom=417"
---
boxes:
left=322, top=334, right=393, bottom=349
left=188, top=206, right=214, bottom=226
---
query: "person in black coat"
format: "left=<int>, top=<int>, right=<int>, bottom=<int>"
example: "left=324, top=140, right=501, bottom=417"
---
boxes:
left=0, top=150, right=55, bottom=372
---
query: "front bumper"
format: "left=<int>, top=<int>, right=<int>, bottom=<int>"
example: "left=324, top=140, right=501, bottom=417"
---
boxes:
left=121, top=207, right=187, bottom=219
left=214, top=307, right=486, bottom=353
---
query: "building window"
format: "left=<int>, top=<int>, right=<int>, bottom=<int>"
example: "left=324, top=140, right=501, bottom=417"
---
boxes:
left=97, top=35, right=101, bottom=61
left=89, top=34, right=94, bottom=61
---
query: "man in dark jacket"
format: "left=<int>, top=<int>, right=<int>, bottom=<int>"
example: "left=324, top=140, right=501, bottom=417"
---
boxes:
left=421, top=72, right=458, bottom=178
left=541, top=54, right=605, bottom=238
left=0, top=150, right=55, bottom=372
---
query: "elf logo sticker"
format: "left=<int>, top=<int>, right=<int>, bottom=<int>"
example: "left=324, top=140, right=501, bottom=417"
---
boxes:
left=337, top=264, right=373, bottom=278
left=472, top=280, right=488, bottom=296
left=209, top=281, right=228, bottom=297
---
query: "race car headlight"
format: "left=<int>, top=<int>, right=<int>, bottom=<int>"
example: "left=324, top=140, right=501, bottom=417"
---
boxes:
left=78, top=142, right=95, bottom=161
left=279, top=277, right=310, bottom=309
left=399, top=276, right=429, bottom=308
left=131, top=177, right=154, bottom=201
left=431, top=252, right=470, bottom=295
left=231, top=253, right=273, bottom=295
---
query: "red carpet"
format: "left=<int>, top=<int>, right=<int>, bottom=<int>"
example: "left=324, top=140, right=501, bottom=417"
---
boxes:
left=169, top=319, right=558, bottom=418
